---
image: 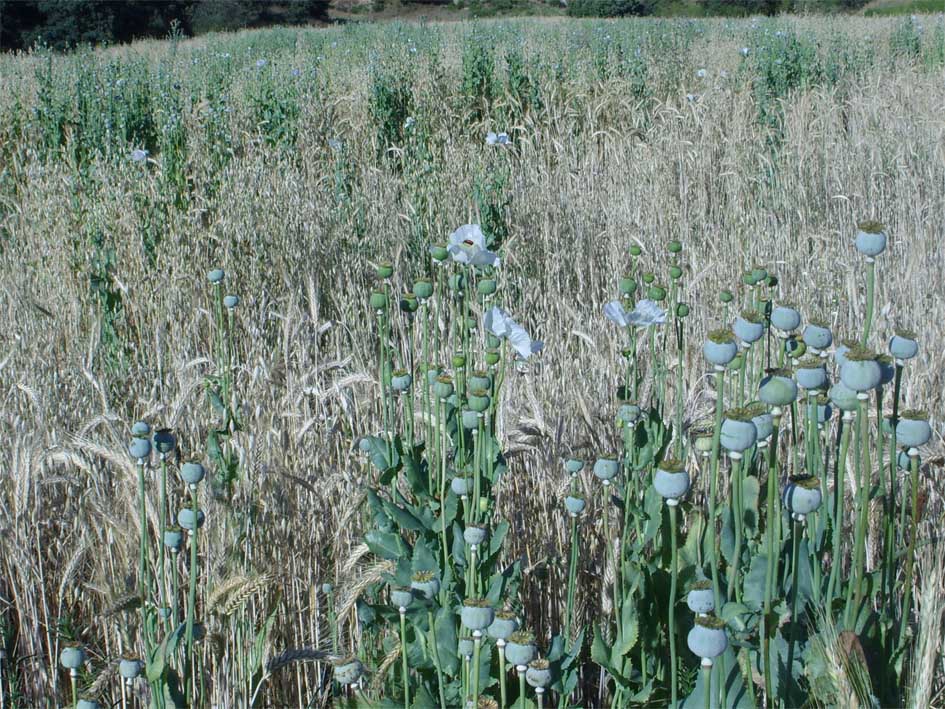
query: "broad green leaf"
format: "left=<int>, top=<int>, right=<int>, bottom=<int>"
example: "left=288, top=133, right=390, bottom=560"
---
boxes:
left=742, top=553, right=768, bottom=611
left=365, top=530, right=409, bottom=560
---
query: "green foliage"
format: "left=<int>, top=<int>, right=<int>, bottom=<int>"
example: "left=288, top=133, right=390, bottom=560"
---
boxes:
left=568, top=0, right=655, bottom=17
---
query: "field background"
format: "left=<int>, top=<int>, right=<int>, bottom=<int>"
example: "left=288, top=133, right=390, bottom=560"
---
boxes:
left=1, top=12, right=944, bottom=706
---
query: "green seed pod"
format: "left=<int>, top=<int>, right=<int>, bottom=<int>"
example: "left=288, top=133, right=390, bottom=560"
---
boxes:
left=676, top=303, right=690, bottom=318
left=458, top=637, right=475, bottom=658
left=448, top=273, right=465, bottom=292
left=719, top=290, right=734, bottom=304
left=463, top=525, right=488, bottom=547
left=465, top=316, right=477, bottom=332
left=369, top=291, right=388, bottom=311
left=618, top=276, right=637, bottom=297
left=321, top=583, right=333, bottom=595
left=77, top=700, right=101, bottom=709
left=687, top=616, right=728, bottom=659
left=129, top=437, right=151, bottom=460
left=653, top=460, right=690, bottom=500
left=410, top=571, right=440, bottom=601
left=687, top=580, right=714, bottom=614
left=771, top=305, right=800, bottom=332
left=153, top=428, right=177, bottom=455
left=897, top=410, right=932, bottom=448
left=469, top=371, right=492, bottom=391
left=178, top=508, right=206, bottom=531
left=391, top=369, right=413, bottom=392
left=759, top=369, right=798, bottom=406
left=487, top=610, right=519, bottom=641
left=727, top=353, right=745, bottom=371
left=208, top=269, right=225, bottom=284
left=485, top=349, right=501, bottom=366
left=477, top=279, right=497, bottom=296
left=889, top=330, right=918, bottom=361
left=593, top=456, right=620, bottom=482
left=803, top=320, right=833, bottom=350
left=785, top=337, right=806, bottom=360
left=647, top=285, right=667, bottom=302
left=452, top=353, right=466, bottom=368
left=400, top=293, right=419, bottom=314
left=118, top=656, right=143, bottom=680
left=642, top=272, right=655, bottom=285
left=180, top=461, right=205, bottom=486
left=461, top=410, right=481, bottom=430
left=704, top=330, right=738, bottom=367
left=854, top=221, right=887, bottom=257
left=131, top=421, right=150, bottom=437
left=782, top=474, right=822, bottom=516
left=451, top=476, right=471, bottom=497
left=468, top=389, right=491, bottom=413
left=461, top=598, right=495, bottom=631
left=505, top=631, right=537, bottom=666
left=413, top=279, right=434, bottom=300
left=629, top=245, right=643, bottom=257
left=828, top=382, right=859, bottom=412
left=720, top=409, right=757, bottom=452
left=526, top=659, right=552, bottom=689
left=433, top=376, right=454, bottom=400
left=390, top=587, right=414, bottom=610
left=164, top=527, right=184, bottom=551
left=60, top=644, right=86, bottom=670
left=430, top=245, right=449, bottom=262
left=376, top=262, right=394, bottom=279
left=223, top=295, right=239, bottom=309
left=795, top=358, right=828, bottom=391
left=734, top=311, right=765, bottom=344
left=564, top=495, right=586, bottom=515
left=750, top=266, right=768, bottom=284
left=667, top=240, right=683, bottom=254
left=839, top=348, right=881, bottom=392
left=669, top=265, right=683, bottom=280
left=564, top=458, right=585, bottom=475
left=333, top=657, right=364, bottom=686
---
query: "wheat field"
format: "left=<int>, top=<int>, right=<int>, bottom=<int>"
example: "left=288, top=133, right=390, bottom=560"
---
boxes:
left=0, top=13, right=944, bottom=708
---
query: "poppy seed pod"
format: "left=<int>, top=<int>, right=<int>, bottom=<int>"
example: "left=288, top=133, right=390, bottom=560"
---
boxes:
left=410, top=571, right=440, bottom=601
left=734, top=312, right=764, bottom=344
left=147, top=437, right=179, bottom=466
left=668, top=240, right=683, bottom=254
left=423, top=364, right=442, bottom=385
left=464, top=525, right=488, bottom=547
left=565, top=458, right=584, bottom=475
left=177, top=508, right=206, bottom=531
left=448, top=273, right=465, bottom=293
left=795, top=358, right=829, bottom=391
left=129, top=436, right=151, bottom=460
left=785, top=337, right=806, bottom=361
left=854, top=221, right=887, bottom=257
left=208, top=269, right=225, bottom=284
left=390, top=369, right=413, bottom=392
left=704, top=330, right=738, bottom=367
left=745, top=405, right=772, bottom=442
left=118, top=657, right=143, bottom=680
left=564, top=495, right=586, bottom=516
left=488, top=611, right=519, bottom=641
left=390, top=587, right=414, bottom=610
left=897, top=411, right=932, bottom=448
left=400, top=293, right=419, bottom=314
left=369, top=291, right=388, bottom=311
left=833, top=339, right=857, bottom=369
left=77, top=700, right=101, bottom=709
left=720, top=410, right=758, bottom=453
left=180, top=462, right=205, bottom=486
left=803, top=322, right=833, bottom=351
left=458, top=638, right=475, bottom=658
left=642, top=272, right=655, bottom=285
left=462, top=410, right=481, bottom=430
left=629, top=245, right=643, bottom=257
left=877, top=355, right=895, bottom=387
left=526, top=659, right=552, bottom=689
left=413, top=279, right=434, bottom=300
left=653, top=460, right=690, bottom=501
left=376, top=262, right=394, bottom=279
left=719, top=290, right=734, bottom=304
left=164, top=527, right=184, bottom=551
left=687, top=581, right=715, bottom=614
left=647, top=285, right=667, bottom=302
left=593, top=457, right=620, bottom=482
left=840, top=349, right=882, bottom=392
left=759, top=369, right=798, bottom=407
left=889, top=330, right=918, bottom=361
left=676, top=303, right=691, bottom=318
left=687, top=616, right=728, bottom=660
left=505, top=631, right=537, bottom=666
left=618, top=276, right=637, bottom=297
left=430, top=245, right=449, bottom=262
left=60, top=644, right=86, bottom=670
left=485, top=349, right=501, bottom=366
left=469, top=371, right=492, bottom=392
left=451, top=476, right=471, bottom=497
left=223, top=295, right=239, bottom=309
left=461, top=599, right=495, bottom=631
left=771, top=305, right=801, bottom=332
left=131, top=421, right=150, bottom=437
left=333, top=657, right=364, bottom=686
left=750, top=266, right=768, bottom=284
left=433, top=376, right=454, bottom=400
left=468, top=389, right=491, bottom=413
left=617, top=402, right=642, bottom=427
left=321, top=583, right=333, bottom=595
left=669, top=265, right=683, bottom=280
left=782, top=475, right=823, bottom=517
left=828, top=382, right=860, bottom=413
left=816, top=397, right=833, bottom=425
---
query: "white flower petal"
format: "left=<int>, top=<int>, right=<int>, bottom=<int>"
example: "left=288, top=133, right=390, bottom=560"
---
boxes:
left=484, top=306, right=512, bottom=338
left=448, top=224, right=486, bottom=250
left=604, top=301, right=630, bottom=328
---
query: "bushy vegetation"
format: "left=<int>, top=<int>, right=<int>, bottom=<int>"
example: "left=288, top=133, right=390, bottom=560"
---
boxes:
left=0, top=13, right=944, bottom=709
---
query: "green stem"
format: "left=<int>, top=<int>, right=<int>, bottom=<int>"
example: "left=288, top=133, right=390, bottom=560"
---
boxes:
left=472, top=633, right=482, bottom=708
left=184, top=487, right=199, bottom=700
left=400, top=611, right=409, bottom=709
left=762, top=410, right=782, bottom=706
left=785, top=517, right=802, bottom=701
left=669, top=503, right=679, bottom=708
left=427, top=609, right=448, bottom=709
left=861, top=259, right=875, bottom=346
left=826, top=414, right=853, bottom=607
left=565, top=514, right=579, bottom=644
left=499, top=642, right=508, bottom=709
left=703, top=662, right=712, bottom=709
left=897, top=453, right=921, bottom=651
left=708, top=367, right=726, bottom=614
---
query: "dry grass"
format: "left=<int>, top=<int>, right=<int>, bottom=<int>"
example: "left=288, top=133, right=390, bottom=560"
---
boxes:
left=0, top=13, right=943, bottom=706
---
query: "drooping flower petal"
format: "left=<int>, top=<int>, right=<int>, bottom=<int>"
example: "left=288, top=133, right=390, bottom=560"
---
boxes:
left=130, top=149, right=149, bottom=163
left=485, top=306, right=513, bottom=338
left=604, top=301, right=631, bottom=327
left=508, top=322, right=543, bottom=359
left=604, top=299, right=666, bottom=328
left=447, top=224, right=500, bottom=267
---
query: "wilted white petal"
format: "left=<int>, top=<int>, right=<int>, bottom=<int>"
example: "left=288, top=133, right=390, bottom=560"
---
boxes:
left=633, top=299, right=667, bottom=325
left=508, top=322, right=542, bottom=359
left=468, top=248, right=500, bottom=267
left=486, top=131, right=498, bottom=146
left=604, top=301, right=631, bottom=328
left=484, top=306, right=512, bottom=337
left=497, top=132, right=510, bottom=144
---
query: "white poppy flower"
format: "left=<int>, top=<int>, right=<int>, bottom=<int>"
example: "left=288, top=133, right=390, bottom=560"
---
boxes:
left=486, top=131, right=510, bottom=146
left=485, top=306, right=513, bottom=338
left=485, top=306, right=542, bottom=359
left=604, top=299, right=666, bottom=328
left=131, top=149, right=148, bottom=163
left=696, top=68, right=707, bottom=79
left=447, top=224, right=500, bottom=267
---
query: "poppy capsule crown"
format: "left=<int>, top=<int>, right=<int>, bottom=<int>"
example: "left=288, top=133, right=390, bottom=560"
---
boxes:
left=687, top=616, right=728, bottom=661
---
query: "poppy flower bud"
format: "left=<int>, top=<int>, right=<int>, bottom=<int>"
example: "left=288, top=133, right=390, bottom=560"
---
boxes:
left=369, top=291, right=388, bottom=311
left=376, top=262, right=394, bottom=279
left=719, top=290, right=733, bottom=303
